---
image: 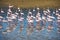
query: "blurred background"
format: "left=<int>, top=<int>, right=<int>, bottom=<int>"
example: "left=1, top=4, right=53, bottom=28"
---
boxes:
left=0, top=0, right=60, bottom=40
left=0, top=0, right=60, bottom=8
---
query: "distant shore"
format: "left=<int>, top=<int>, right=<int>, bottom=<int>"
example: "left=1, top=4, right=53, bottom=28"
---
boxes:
left=0, top=0, right=60, bottom=8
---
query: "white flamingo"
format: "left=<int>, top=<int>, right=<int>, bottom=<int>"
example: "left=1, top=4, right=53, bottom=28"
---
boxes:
left=9, top=4, right=13, bottom=8
left=27, top=11, right=34, bottom=35
left=18, top=12, right=24, bottom=32
left=35, top=12, right=42, bottom=31
left=47, top=17, right=53, bottom=32
left=0, top=8, right=4, bottom=13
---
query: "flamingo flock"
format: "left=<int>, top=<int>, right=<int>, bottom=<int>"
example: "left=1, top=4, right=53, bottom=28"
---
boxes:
left=0, top=5, right=60, bottom=36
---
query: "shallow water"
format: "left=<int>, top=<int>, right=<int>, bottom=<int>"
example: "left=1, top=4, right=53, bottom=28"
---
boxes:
left=0, top=8, right=60, bottom=40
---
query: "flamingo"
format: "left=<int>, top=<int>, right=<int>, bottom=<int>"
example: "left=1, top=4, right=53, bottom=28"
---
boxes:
left=35, top=12, right=42, bottom=31
left=9, top=4, right=13, bottom=8
left=47, top=17, right=53, bottom=32
left=0, top=8, right=4, bottom=13
left=18, top=12, right=24, bottom=32
left=26, top=11, right=34, bottom=35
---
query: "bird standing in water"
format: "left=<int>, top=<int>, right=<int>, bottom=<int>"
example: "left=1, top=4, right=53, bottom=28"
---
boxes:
left=57, top=13, right=60, bottom=33
left=35, top=12, right=42, bottom=31
left=27, top=11, right=34, bottom=35
left=18, top=12, right=24, bottom=32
